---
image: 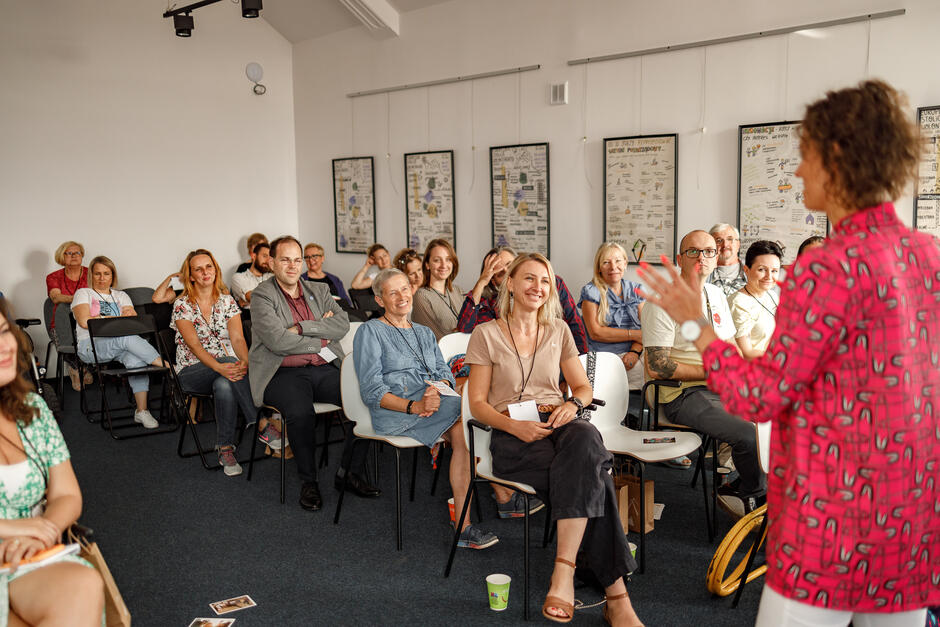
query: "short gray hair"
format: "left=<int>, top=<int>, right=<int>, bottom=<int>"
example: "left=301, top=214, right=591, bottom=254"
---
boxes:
left=709, top=223, right=739, bottom=238
left=372, top=268, right=407, bottom=298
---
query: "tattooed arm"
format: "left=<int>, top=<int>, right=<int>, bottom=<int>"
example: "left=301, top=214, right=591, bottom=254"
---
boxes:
left=644, top=346, right=706, bottom=381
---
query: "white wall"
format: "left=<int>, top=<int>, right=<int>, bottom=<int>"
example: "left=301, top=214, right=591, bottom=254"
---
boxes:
left=292, top=0, right=940, bottom=290
left=0, top=1, right=297, bottom=338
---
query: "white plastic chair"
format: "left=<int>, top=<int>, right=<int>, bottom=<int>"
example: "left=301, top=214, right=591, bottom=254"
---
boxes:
left=443, top=391, right=542, bottom=620
left=333, top=352, right=428, bottom=550
left=437, top=331, right=470, bottom=361
left=315, top=321, right=363, bottom=467
left=578, top=352, right=703, bottom=573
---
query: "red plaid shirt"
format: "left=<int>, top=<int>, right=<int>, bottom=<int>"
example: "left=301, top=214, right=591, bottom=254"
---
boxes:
left=703, top=203, right=940, bottom=612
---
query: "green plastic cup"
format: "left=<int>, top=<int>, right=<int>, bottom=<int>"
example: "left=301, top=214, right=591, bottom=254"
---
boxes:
left=486, top=573, right=511, bottom=611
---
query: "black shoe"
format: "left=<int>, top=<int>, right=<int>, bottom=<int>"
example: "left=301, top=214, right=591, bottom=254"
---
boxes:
left=299, top=481, right=322, bottom=511
left=335, top=472, right=381, bottom=498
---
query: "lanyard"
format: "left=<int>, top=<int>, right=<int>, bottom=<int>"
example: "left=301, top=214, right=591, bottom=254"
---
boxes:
left=431, top=288, right=460, bottom=318
left=384, top=317, right=433, bottom=378
left=703, top=288, right=715, bottom=328
left=93, top=289, right=118, bottom=315
left=506, top=322, right=541, bottom=402
left=743, top=287, right=778, bottom=318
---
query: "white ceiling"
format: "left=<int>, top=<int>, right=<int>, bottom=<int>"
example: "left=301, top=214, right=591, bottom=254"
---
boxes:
left=261, top=0, right=453, bottom=43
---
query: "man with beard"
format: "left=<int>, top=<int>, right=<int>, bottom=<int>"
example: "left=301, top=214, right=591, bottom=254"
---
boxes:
left=231, top=242, right=273, bottom=308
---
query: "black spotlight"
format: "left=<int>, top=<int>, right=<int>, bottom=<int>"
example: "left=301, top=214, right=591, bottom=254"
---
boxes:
left=241, top=0, right=262, bottom=18
left=174, top=13, right=194, bottom=37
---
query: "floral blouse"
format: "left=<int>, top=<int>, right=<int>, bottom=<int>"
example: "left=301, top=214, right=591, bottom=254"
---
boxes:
left=170, top=294, right=242, bottom=372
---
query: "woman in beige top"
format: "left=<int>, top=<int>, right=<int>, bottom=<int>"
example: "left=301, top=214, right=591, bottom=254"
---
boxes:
left=465, top=253, right=642, bottom=626
left=727, top=240, right=783, bottom=359
left=412, top=239, right=463, bottom=340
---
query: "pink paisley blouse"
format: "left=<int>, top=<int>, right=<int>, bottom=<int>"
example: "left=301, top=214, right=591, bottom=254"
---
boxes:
left=703, top=203, right=940, bottom=612
left=170, top=294, right=242, bottom=372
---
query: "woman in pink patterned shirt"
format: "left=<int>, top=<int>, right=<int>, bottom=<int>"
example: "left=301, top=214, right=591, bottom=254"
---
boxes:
left=638, top=80, right=939, bottom=625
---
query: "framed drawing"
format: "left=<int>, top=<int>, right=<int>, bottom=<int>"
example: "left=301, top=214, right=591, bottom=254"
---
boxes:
left=404, top=150, right=456, bottom=252
left=914, top=105, right=940, bottom=237
left=603, top=133, right=677, bottom=264
left=332, top=157, right=376, bottom=254
left=490, top=142, right=550, bottom=257
left=737, top=121, right=827, bottom=265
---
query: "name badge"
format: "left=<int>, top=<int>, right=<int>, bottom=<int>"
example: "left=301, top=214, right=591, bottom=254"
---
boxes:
left=319, top=346, right=337, bottom=362
left=507, top=400, right=540, bottom=422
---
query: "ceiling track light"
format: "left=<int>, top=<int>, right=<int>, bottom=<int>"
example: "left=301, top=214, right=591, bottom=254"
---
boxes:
left=162, top=0, right=262, bottom=38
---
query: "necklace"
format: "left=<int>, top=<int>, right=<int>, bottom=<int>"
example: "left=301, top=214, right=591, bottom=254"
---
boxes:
left=63, top=267, right=83, bottom=294
left=743, top=286, right=778, bottom=318
left=382, top=316, right=432, bottom=377
left=430, top=287, right=460, bottom=317
left=506, top=320, right=541, bottom=402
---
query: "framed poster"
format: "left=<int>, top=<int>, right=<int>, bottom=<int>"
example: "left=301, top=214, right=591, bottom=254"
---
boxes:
left=914, top=105, right=940, bottom=237
left=404, top=150, right=456, bottom=252
left=603, top=134, right=677, bottom=264
left=737, top=121, right=827, bottom=265
left=332, top=157, right=376, bottom=254
left=490, top=143, right=550, bottom=257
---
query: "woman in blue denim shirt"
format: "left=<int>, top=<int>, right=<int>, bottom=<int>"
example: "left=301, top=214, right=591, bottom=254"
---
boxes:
left=353, top=269, right=497, bottom=549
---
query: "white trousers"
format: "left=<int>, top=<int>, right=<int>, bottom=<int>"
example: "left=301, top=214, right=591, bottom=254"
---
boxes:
left=756, top=586, right=927, bottom=627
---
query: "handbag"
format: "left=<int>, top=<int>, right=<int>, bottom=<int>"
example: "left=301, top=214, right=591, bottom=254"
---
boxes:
left=67, top=525, right=131, bottom=627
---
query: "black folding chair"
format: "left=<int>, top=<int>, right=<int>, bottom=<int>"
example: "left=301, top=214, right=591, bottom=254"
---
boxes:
left=348, top=288, right=383, bottom=320
left=85, top=314, right=178, bottom=440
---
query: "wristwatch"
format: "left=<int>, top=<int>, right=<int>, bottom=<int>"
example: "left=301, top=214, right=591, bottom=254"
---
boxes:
left=568, top=397, right=584, bottom=416
left=679, top=318, right=710, bottom=342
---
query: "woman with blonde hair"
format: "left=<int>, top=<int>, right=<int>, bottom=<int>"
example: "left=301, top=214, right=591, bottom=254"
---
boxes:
left=71, top=256, right=166, bottom=429
left=46, top=241, right=90, bottom=390
left=579, top=243, right=645, bottom=389
left=301, top=243, right=351, bottom=306
left=412, top=239, right=463, bottom=340
left=391, top=248, right=423, bottom=295
left=466, top=253, right=642, bottom=625
left=0, top=298, right=104, bottom=625
left=170, top=249, right=255, bottom=476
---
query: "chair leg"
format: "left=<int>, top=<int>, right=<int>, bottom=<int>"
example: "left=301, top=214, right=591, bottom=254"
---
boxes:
left=638, top=463, right=646, bottom=574
left=430, top=448, right=444, bottom=496
left=701, top=443, right=714, bottom=542
left=409, top=448, right=418, bottom=502
left=333, top=450, right=353, bottom=524
left=395, top=449, right=403, bottom=550
left=472, top=482, right=482, bottom=523
left=731, top=511, right=768, bottom=608
left=443, top=479, right=476, bottom=577
left=279, top=419, right=287, bottom=505
left=522, top=492, right=530, bottom=621
left=247, top=412, right=262, bottom=482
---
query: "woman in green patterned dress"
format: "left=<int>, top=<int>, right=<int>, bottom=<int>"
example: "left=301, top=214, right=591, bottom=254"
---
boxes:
left=0, top=298, right=103, bottom=625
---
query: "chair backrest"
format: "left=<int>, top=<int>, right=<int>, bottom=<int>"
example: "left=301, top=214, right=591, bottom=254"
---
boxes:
left=136, top=301, right=173, bottom=331
left=460, top=389, right=494, bottom=476
left=576, top=352, right=629, bottom=436
left=88, top=314, right=159, bottom=339
left=349, top=288, right=383, bottom=317
left=438, top=332, right=471, bottom=361
left=339, top=321, right=363, bottom=356
left=42, top=298, right=55, bottom=336
left=156, top=328, right=178, bottom=367
left=756, top=421, right=771, bottom=474
left=124, top=286, right=155, bottom=306
left=339, top=353, right=374, bottom=433
left=55, top=306, right=76, bottom=349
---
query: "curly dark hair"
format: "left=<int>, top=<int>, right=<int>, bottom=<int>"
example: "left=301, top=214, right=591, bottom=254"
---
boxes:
left=744, top=240, right=784, bottom=267
left=0, top=299, right=38, bottom=425
left=800, top=79, right=919, bottom=211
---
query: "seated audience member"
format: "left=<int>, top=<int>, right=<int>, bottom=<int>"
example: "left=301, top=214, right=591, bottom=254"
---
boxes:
left=457, top=247, right=589, bottom=353
left=392, top=248, right=422, bottom=295
left=0, top=299, right=105, bottom=626
left=707, top=223, right=746, bottom=297
left=230, top=242, right=273, bottom=309
left=45, top=241, right=90, bottom=390
left=465, top=253, right=642, bottom=625
left=641, top=230, right=764, bottom=516
left=171, top=249, right=257, bottom=476
left=412, top=239, right=463, bottom=341
left=71, top=256, right=166, bottom=429
left=579, top=242, right=645, bottom=390
left=353, top=268, right=497, bottom=549
left=248, top=236, right=379, bottom=511
left=728, top=241, right=783, bottom=360
left=151, top=271, right=181, bottom=303
left=350, top=244, right=391, bottom=290
left=235, top=233, right=268, bottom=274
left=797, top=235, right=825, bottom=257
left=301, top=243, right=351, bottom=307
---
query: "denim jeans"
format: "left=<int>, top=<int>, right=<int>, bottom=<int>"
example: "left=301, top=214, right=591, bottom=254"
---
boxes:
left=77, top=336, right=159, bottom=394
left=177, top=357, right=258, bottom=448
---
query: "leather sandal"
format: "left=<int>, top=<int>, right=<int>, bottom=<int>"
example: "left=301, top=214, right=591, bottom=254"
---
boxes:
left=604, top=592, right=644, bottom=627
left=541, top=558, right=575, bottom=623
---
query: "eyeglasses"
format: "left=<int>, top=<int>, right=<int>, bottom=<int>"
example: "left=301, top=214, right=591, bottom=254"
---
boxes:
left=713, top=237, right=739, bottom=244
left=63, top=251, right=83, bottom=257
left=681, top=248, right=718, bottom=258
left=304, top=254, right=324, bottom=260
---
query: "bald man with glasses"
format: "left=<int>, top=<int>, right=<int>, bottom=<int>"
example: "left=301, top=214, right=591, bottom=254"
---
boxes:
left=641, top=230, right=764, bottom=517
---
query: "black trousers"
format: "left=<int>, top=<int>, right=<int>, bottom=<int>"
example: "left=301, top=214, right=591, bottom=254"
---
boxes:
left=491, top=420, right=636, bottom=588
left=263, top=364, right=366, bottom=483
left=663, top=386, right=765, bottom=496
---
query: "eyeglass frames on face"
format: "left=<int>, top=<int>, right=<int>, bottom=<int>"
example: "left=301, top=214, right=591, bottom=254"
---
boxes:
left=304, top=254, right=324, bottom=260
left=63, top=251, right=83, bottom=257
left=681, top=248, right=719, bottom=258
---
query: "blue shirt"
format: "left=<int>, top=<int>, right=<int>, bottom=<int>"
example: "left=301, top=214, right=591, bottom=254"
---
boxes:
left=578, top=279, right=643, bottom=354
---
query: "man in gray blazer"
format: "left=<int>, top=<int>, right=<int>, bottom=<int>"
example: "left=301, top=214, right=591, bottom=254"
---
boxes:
left=249, top=236, right=379, bottom=511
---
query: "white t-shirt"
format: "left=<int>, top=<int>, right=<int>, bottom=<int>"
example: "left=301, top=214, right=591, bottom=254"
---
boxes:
left=640, top=282, right=736, bottom=403
left=229, top=270, right=271, bottom=307
left=728, top=289, right=778, bottom=353
left=71, top=287, right=134, bottom=343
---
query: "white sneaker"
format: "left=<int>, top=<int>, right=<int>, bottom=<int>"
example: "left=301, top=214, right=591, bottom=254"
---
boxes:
left=218, top=446, right=243, bottom=477
left=134, top=410, right=159, bottom=429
